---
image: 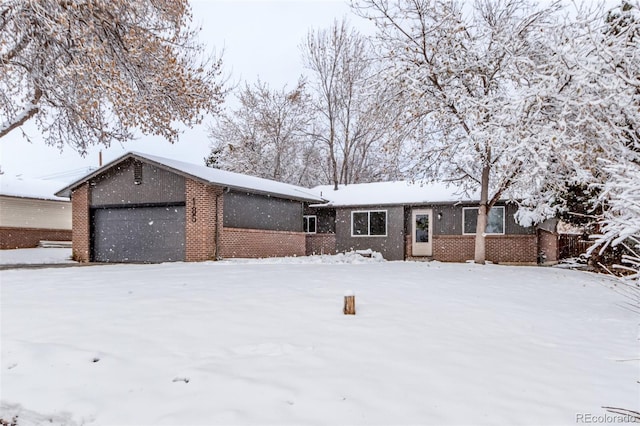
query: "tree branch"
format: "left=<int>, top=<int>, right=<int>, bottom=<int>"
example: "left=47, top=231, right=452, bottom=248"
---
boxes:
left=0, top=88, right=42, bottom=139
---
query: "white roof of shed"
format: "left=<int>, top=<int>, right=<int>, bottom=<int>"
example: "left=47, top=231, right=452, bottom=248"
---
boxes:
left=0, top=176, right=70, bottom=202
left=55, top=152, right=325, bottom=203
left=312, top=181, right=480, bottom=207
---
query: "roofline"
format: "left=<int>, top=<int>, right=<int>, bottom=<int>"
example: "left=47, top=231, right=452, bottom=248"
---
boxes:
left=55, top=152, right=139, bottom=198
left=55, top=152, right=324, bottom=203
left=0, top=193, right=70, bottom=202
left=309, top=200, right=515, bottom=208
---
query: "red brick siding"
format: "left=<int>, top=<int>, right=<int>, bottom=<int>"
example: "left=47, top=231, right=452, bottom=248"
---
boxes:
left=0, top=228, right=72, bottom=249
left=185, top=180, right=223, bottom=262
left=433, top=235, right=475, bottom=262
left=306, top=233, right=337, bottom=255
left=486, top=235, right=537, bottom=263
left=538, top=230, right=558, bottom=263
left=71, top=183, right=90, bottom=262
left=222, top=227, right=306, bottom=258
left=432, top=235, right=537, bottom=263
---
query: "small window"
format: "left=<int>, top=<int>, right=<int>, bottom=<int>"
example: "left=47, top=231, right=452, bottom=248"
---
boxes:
left=351, top=210, right=387, bottom=237
left=133, top=161, right=143, bottom=185
left=303, top=215, right=317, bottom=234
left=463, top=206, right=505, bottom=235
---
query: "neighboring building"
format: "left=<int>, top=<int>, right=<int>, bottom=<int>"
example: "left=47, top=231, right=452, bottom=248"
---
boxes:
left=306, top=181, right=558, bottom=264
left=55, top=152, right=324, bottom=263
left=0, top=176, right=72, bottom=249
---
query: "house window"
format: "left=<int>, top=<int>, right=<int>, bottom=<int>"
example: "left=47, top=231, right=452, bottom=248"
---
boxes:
left=463, top=206, right=505, bottom=235
left=352, top=210, right=387, bottom=237
left=133, top=161, right=143, bottom=185
left=303, top=215, right=317, bottom=234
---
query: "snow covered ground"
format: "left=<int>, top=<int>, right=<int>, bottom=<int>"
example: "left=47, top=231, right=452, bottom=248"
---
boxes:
left=1, top=256, right=637, bottom=425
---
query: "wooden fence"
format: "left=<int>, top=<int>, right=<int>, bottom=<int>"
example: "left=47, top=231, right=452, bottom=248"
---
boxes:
left=558, top=234, right=593, bottom=259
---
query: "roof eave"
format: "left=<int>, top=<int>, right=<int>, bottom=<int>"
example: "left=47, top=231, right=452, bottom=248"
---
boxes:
left=54, top=152, right=326, bottom=203
left=309, top=199, right=514, bottom=208
left=54, top=152, right=141, bottom=198
left=0, top=193, right=70, bottom=202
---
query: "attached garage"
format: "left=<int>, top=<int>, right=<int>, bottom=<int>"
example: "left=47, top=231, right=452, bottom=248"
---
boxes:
left=55, top=152, right=325, bottom=263
left=92, top=205, right=185, bottom=263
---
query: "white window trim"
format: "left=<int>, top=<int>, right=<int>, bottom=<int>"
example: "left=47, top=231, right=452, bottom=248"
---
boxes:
left=303, top=215, right=317, bottom=234
left=351, top=210, right=388, bottom=237
left=462, top=206, right=506, bottom=235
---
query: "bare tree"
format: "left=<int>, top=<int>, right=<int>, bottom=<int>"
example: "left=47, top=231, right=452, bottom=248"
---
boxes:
left=302, top=19, right=400, bottom=190
left=353, top=0, right=566, bottom=263
left=206, top=79, right=322, bottom=187
left=1, top=0, right=224, bottom=153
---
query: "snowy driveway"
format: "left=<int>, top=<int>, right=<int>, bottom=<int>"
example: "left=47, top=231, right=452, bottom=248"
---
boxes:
left=1, top=258, right=637, bottom=425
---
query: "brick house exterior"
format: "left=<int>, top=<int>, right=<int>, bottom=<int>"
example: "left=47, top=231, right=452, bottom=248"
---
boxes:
left=185, top=180, right=223, bottom=262
left=57, top=152, right=324, bottom=263
left=71, top=183, right=90, bottom=262
left=0, top=177, right=72, bottom=249
left=306, top=182, right=558, bottom=264
left=57, top=153, right=557, bottom=265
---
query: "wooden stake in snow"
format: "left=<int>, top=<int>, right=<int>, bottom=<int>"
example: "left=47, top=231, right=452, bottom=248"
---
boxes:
left=343, top=290, right=356, bottom=315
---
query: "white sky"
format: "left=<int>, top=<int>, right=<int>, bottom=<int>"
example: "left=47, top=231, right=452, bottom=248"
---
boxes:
left=0, top=0, right=355, bottom=180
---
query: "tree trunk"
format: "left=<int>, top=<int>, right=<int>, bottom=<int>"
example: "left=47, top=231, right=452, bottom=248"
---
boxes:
left=474, top=164, right=491, bottom=264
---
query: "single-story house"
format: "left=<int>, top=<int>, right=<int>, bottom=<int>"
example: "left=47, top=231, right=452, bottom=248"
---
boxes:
left=56, top=152, right=557, bottom=264
left=0, top=176, right=72, bottom=249
left=305, top=182, right=559, bottom=264
left=55, top=152, right=325, bottom=263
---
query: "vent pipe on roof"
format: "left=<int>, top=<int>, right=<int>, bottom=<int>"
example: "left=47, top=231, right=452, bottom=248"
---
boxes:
left=99, top=150, right=103, bottom=167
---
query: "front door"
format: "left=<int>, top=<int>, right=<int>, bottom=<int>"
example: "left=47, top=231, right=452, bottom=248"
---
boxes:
left=412, top=209, right=433, bottom=256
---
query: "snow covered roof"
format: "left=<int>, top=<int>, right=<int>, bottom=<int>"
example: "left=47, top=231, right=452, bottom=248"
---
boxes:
left=311, top=181, right=481, bottom=207
left=55, top=152, right=325, bottom=203
left=0, top=176, right=70, bottom=202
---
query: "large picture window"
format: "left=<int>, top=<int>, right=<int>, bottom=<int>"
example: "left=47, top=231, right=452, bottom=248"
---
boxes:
left=303, top=215, right=317, bottom=234
left=463, top=206, right=505, bottom=235
left=352, top=210, right=387, bottom=237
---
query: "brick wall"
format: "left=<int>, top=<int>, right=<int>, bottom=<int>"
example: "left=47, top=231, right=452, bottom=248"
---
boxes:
left=486, top=235, right=537, bottom=263
left=0, top=228, right=72, bottom=249
left=432, top=235, right=537, bottom=263
left=71, top=183, right=90, bottom=262
left=185, top=179, right=223, bottom=262
left=538, top=229, right=558, bottom=264
left=221, top=227, right=306, bottom=258
left=306, top=233, right=337, bottom=255
left=433, top=235, right=475, bottom=262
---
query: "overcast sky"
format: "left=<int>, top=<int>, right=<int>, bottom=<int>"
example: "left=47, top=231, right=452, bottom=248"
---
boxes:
left=1, top=0, right=355, bottom=180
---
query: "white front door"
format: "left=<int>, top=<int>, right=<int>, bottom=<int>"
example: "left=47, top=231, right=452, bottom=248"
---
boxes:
left=412, top=209, right=433, bottom=256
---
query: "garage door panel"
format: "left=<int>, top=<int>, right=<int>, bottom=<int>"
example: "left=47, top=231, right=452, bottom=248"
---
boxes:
left=92, top=206, right=185, bottom=263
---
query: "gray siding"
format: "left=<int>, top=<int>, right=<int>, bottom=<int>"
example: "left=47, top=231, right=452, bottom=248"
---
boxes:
left=335, top=206, right=405, bottom=260
left=504, top=203, right=534, bottom=235
left=304, top=207, right=336, bottom=233
left=91, top=159, right=185, bottom=207
left=223, top=191, right=303, bottom=232
left=404, top=203, right=534, bottom=235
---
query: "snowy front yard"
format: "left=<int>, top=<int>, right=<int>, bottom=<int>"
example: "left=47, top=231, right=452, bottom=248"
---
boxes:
left=1, top=256, right=637, bottom=425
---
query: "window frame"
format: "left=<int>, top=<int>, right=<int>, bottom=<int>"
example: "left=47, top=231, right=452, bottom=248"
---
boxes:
left=351, top=210, right=388, bottom=237
left=303, top=215, right=317, bottom=234
left=462, top=206, right=506, bottom=235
